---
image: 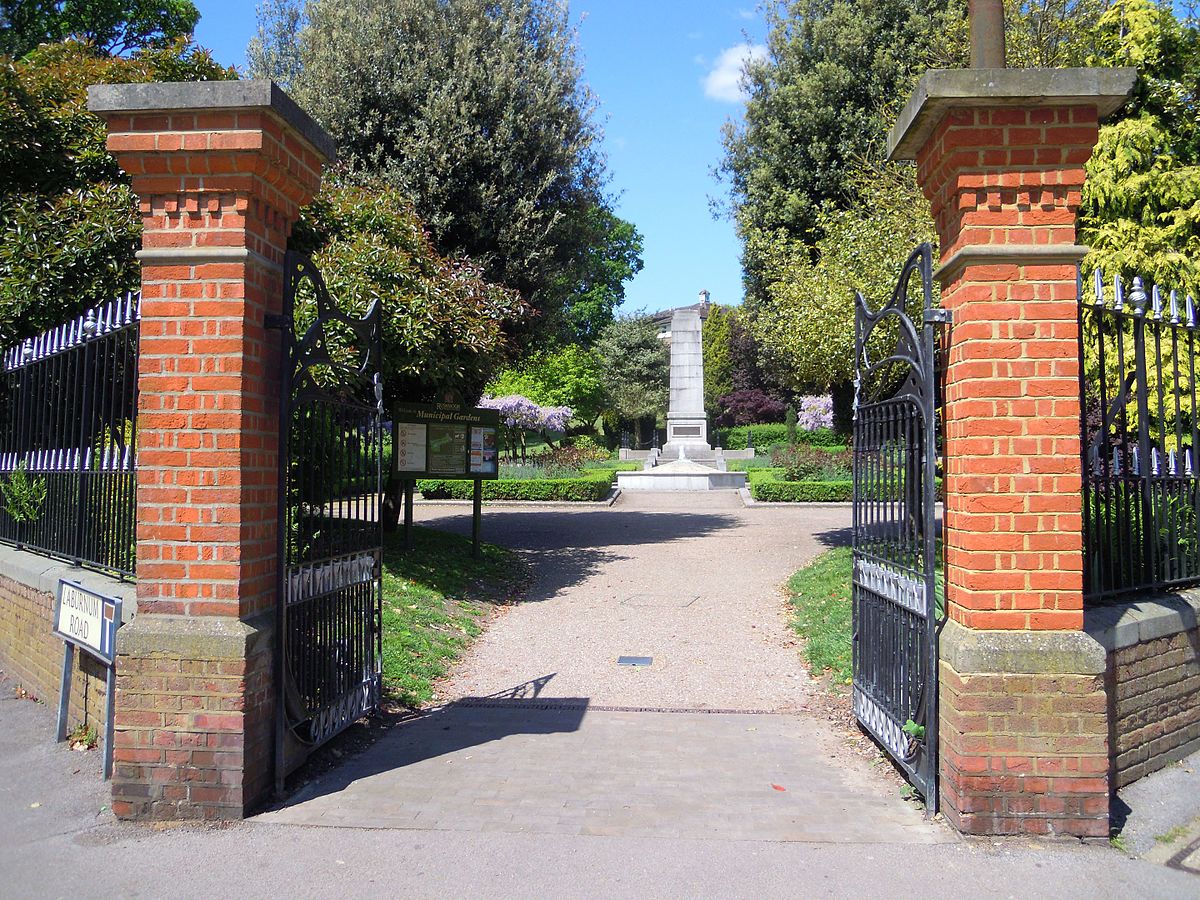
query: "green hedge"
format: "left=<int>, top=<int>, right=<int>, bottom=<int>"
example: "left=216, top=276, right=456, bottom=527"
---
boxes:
left=720, top=424, right=842, bottom=450
left=418, top=470, right=617, bottom=502
left=748, top=470, right=853, bottom=503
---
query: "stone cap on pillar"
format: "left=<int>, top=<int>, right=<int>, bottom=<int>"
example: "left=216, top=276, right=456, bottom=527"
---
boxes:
left=88, top=79, right=337, bottom=163
left=887, top=67, right=1137, bottom=161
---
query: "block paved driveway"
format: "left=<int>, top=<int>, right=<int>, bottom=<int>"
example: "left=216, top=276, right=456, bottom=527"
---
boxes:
left=260, top=493, right=945, bottom=843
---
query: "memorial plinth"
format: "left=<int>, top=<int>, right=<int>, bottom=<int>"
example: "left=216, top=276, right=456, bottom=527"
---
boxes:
left=662, top=309, right=710, bottom=456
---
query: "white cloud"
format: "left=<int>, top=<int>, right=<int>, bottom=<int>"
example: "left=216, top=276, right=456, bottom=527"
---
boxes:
left=703, top=43, right=767, bottom=103
left=737, top=8, right=756, bottom=20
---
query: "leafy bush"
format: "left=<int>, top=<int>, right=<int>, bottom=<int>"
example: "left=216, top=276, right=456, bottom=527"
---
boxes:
left=772, top=445, right=852, bottom=481
left=0, top=462, right=47, bottom=522
left=418, top=472, right=616, bottom=502
left=721, top=423, right=840, bottom=450
left=715, top=388, right=786, bottom=427
left=566, top=433, right=611, bottom=458
left=748, top=471, right=853, bottom=503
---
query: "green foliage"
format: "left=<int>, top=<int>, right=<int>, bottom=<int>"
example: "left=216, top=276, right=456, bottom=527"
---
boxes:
left=0, top=0, right=200, bottom=59
left=547, top=204, right=645, bottom=344
left=722, top=423, right=840, bottom=450
left=720, top=0, right=956, bottom=251
left=749, top=471, right=854, bottom=502
left=746, top=162, right=935, bottom=392
left=772, top=445, right=853, bottom=481
left=255, top=0, right=640, bottom=344
left=0, top=39, right=233, bottom=346
left=593, top=313, right=669, bottom=423
left=418, top=470, right=618, bottom=502
left=485, top=344, right=606, bottom=426
left=702, top=303, right=736, bottom=415
left=785, top=404, right=797, bottom=446
left=0, top=461, right=47, bottom=522
left=380, top=525, right=525, bottom=706
left=786, top=546, right=853, bottom=682
left=1080, top=0, right=1200, bottom=296
left=245, top=0, right=304, bottom=90
left=291, top=174, right=525, bottom=405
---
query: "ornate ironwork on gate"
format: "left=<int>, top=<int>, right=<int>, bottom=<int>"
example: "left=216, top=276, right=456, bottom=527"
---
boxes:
left=274, top=251, right=384, bottom=789
left=852, top=243, right=944, bottom=811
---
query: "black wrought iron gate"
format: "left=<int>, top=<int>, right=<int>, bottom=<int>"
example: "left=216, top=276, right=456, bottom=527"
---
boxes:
left=851, top=243, right=944, bottom=811
left=274, top=251, right=384, bottom=789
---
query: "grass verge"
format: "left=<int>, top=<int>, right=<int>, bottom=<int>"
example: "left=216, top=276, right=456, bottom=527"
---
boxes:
left=381, top=525, right=526, bottom=707
left=786, top=546, right=853, bottom=686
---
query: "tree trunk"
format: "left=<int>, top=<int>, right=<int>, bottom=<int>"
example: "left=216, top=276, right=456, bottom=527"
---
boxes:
left=381, top=416, right=402, bottom=532
left=831, top=380, right=855, bottom=438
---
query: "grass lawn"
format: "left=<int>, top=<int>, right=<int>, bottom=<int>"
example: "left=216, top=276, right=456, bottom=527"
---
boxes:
left=380, top=525, right=526, bottom=707
left=786, top=546, right=853, bottom=686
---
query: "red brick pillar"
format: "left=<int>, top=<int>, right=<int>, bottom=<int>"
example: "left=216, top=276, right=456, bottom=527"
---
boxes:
left=88, top=81, right=334, bottom=819
left=888, top=69, right=1134, bottom=837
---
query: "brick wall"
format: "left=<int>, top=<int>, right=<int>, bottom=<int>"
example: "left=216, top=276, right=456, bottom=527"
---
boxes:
left=89, top=81, right=333, bottom=820
left=915, top=106, right=1096, bottom=633
left=888, top=69, right=1137, bottom=838
left=110, top=626, right=271, bottom=820
left=940, top=660, right=1109, bottom=836
left=0, top=571, right=108, bottom=725
left=1110, top=628, right=1200, bottom=787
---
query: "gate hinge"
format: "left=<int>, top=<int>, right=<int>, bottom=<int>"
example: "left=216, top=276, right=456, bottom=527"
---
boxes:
left=264, top=313, right=290, bottom=330
left=924, top=308, right=953, bottom=326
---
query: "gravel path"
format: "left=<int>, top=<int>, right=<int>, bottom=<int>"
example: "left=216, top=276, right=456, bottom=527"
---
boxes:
left=415, top=492, right=852, bottom=710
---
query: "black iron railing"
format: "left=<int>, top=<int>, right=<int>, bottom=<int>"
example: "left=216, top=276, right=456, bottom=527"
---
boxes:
left=1080, top=271, right=1200, bottom=601
left=0, top=295, right=140, bottom=578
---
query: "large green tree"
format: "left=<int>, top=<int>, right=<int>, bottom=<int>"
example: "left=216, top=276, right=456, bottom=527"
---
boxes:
left=0, top=39, right=231, bottom=347
left=719, top=0, right=956, bottom=265
left=249, top=0, right=642, bottom=345
left=485, top=344, right=607, bottom=428
left=1079, top=0, right=1200, bottom=295
left=593, top=314, right=669, bottom=426
left=0, top=1, right=199, bottom=58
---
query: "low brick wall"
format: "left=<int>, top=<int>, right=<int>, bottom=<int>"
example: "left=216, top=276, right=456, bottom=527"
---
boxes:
left=0, top=545, right=135, bottom=733
left=1089, top=593, right=1200, bottom=788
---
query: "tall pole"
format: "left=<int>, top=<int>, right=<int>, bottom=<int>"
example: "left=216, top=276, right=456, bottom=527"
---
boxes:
left=968, top=0, right=1006, bottom=68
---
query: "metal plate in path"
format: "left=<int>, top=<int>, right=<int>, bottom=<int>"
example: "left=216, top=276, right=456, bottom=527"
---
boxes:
left=617, top=656, right=653, bottom=667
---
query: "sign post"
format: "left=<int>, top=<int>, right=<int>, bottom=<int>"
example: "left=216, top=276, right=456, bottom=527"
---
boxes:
left=393, top=403, right=501, bottom=557
left=53, top=580, right=123, bottom=779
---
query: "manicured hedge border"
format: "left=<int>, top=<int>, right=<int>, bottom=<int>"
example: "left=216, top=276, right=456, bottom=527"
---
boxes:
left=721, top=424, right=842, bottom=450
left=749, top=470, right=853, bottom=503
left=419, top=469, right=621, bottom=502
left=747, top=470, right=944, bottom=503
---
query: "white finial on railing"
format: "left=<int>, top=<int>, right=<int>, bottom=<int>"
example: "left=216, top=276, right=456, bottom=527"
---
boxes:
left=1151, top=446, right=1161, bottom=476
left=1131, top=277, right=1148, bottom=314
left=1093, top=269, right=1105, bottom=307
left=1151, top=285, right=1163, bottom=320
left=1169, top=448, right=1178, bottom=475
left=1132, top=445, right=1140, bottom=475
left=1188, top=295, right=1197, bottom=329
left=1114, top=273, right=1125, bottom=310
left=1187, top=448, right=1195, bottom=477
left=82, top=309, right=98, bottom=338
left=1113, top=447, right=1122, bottom=476
left=1170, top=289, right=1180, bottom=324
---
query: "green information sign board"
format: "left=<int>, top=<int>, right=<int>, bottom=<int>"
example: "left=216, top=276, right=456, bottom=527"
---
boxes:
left=394, top=403, right=501, bottom=480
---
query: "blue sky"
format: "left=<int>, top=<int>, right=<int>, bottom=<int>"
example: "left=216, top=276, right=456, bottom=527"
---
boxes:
left=193, top=1, right=766, bottom=315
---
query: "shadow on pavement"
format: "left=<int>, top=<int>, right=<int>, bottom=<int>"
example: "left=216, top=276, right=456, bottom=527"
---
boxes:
left=419, top=510, right=739, bottom=602
left=272, top=676, right=588, bottom=810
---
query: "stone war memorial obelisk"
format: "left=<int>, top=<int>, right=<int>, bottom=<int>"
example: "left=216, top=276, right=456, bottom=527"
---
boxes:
left=616, top=293, right=747, bottom=491
left=662, top=306, right=711, bottom=457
